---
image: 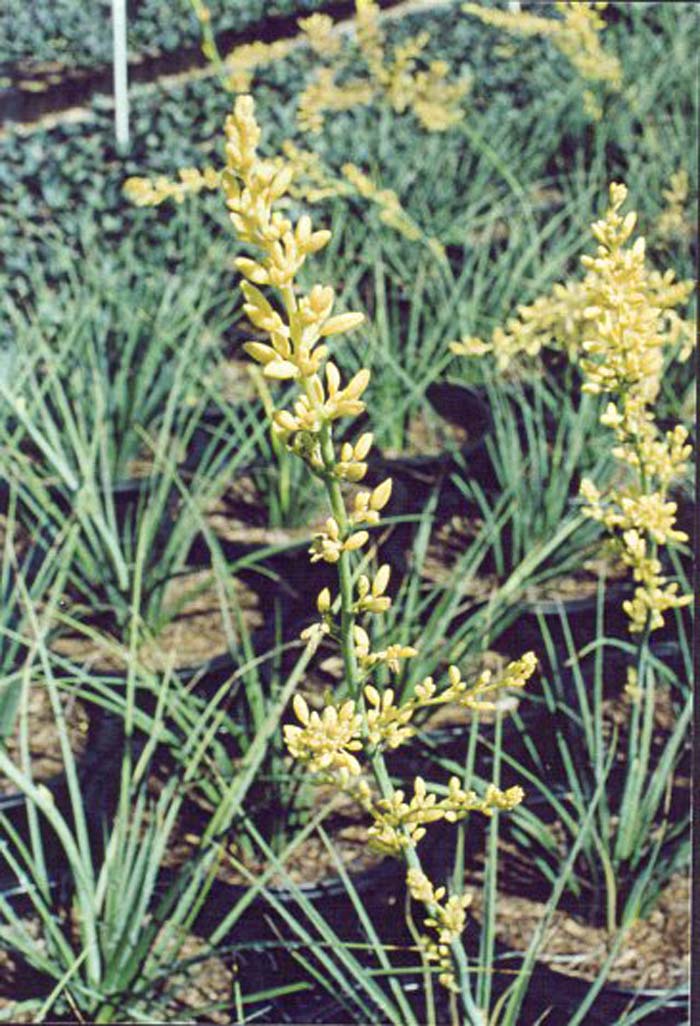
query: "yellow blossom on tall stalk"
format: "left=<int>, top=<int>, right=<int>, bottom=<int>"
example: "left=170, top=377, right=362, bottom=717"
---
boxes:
left=575, top=183, right=692, bottom=633
left=224, top=94, right=536, bottom=1004
left=462, top=1, right=622, bottom=119
left=123, top=165, right=221, bottom=206
left=450, top=198, right=694, bottom=373
left=126, top=0, right=446, bottom=256
left=297, top=0, right=470, bottom=134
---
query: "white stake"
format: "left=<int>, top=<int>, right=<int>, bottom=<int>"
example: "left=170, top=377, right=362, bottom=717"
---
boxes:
left=112, top=0, right=129, bottom=151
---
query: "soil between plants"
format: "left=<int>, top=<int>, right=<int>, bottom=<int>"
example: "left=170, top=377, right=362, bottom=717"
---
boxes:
left=468, top=870, right=689, bottom=992
left=162, top=796, right=385, bottom=890
left=50, top=569, right=263, bottom=672
left=419, top=513, right=629, bottom=600
left=0, top=922, right=234, bottom=1024
left=382, top=406, right=471, bottom=459
left=0, top=681, right=89, bottom=793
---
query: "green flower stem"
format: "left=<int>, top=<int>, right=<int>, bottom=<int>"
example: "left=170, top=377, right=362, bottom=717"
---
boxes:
left=318, top=421, right=362, bottom=699
left=314, top=417, right=482, bottom=1026
left=275, top=206, right=481, bottom=1025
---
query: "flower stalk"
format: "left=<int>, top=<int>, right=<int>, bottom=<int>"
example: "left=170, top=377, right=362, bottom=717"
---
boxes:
left=223, top=93, right=535, bottom=1014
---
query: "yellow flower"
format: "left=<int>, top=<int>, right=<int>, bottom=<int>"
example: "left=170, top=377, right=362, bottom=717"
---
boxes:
left=284, top=694, right=364, bottom=777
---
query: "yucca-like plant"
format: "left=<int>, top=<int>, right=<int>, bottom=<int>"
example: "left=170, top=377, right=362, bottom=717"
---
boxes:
left=0, top=622, right=317, bottom=1023
left=0, top=271, right=261, bottom=649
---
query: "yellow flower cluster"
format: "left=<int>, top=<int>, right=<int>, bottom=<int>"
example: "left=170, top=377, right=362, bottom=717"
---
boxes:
left=451, top=214, right=694, bottom=373
left=298, top=13, right=342, bottom=59
left=123, top=166, right=220, bottom=206
left=576, top=184, right=692, bottom=632
left=407, top=868, right=472, bottom=991
left=285, top=684, right=526, bottom=853
left=277, top=143, right=438, bottom=251
left=342, top=162, right=423, bottom=240
left=283, top=654, right=535, bottom=831
left=655, top=169, right=693, bottom=243
left=190, top=0, right=294, bottom=93
left=369, top=777, right=524, bottom=855
left=462, top=1, right=621, bottom=118
left=297, top=0, right=470, bottom=134
left=297, top=68, right=374, bottom=133
left=286, top=693, right=363, bottom=778
left=222, top=39, right=294, bottom=93
left=122, top=148, right=432, bottom=257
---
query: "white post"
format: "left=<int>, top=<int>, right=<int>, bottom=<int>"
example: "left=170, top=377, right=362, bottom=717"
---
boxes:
left=112, top=0, right=129, bottom=151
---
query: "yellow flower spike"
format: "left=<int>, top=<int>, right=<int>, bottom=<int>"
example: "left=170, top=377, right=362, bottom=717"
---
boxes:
left=123, top=165, right=222, bottom=207
left=218, top=92, right=531, bottom=999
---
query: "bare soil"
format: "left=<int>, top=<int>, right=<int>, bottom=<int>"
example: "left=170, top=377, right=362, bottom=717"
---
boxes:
left=383, top=406, right=471, bottom=460
left=51, top=569, right=263, bottom=672
left=0, top=680, right=89, bottom=793
left=419, top=512, right=629, bottom=601
left=469, top=870, right=689, bottom=992
left=162, top=791, right=384, bottom=890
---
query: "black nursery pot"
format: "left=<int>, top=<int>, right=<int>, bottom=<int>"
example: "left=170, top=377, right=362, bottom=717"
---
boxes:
left=369, top=382, right=493, bottom=515
left=479, top=933, right=689, bottom=1026
left=151, top=826, right=404, bottom=1023
left=0, top=635, right=275, bottom=910
left=493, top=575, right=692, bottom=688
left=44, top=475, right=176, bottom=528
left=24, top=476, right=177, bottom=588
left=493, top=581, right=635, bottom=670
left=184, top=471, right=412, bottom=624
left=0, top=700, right=125, bottom=910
